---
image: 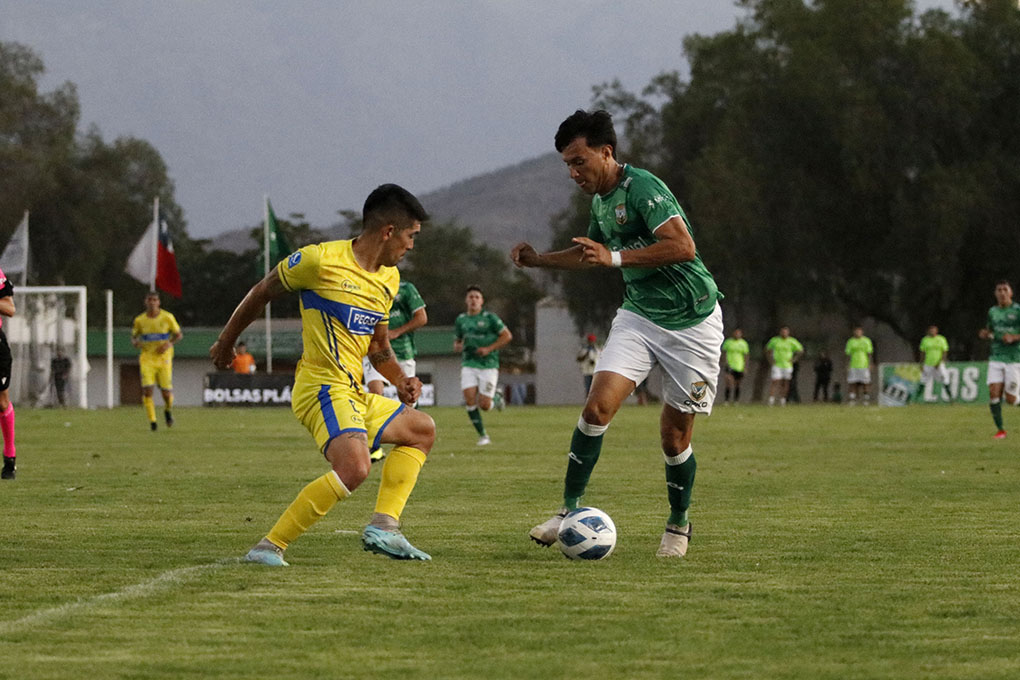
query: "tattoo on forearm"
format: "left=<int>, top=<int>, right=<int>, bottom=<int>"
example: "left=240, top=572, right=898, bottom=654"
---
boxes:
left=368, top=349, right=393, bottom=366
left=344, top=431, right=367, bottom=443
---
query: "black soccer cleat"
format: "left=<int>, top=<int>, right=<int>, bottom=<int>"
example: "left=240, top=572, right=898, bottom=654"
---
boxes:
left=150, top=422, right=158, bottom=432
left=165, top=411, right=174, bottom=428
left=1, top=457, right=15, bottom=480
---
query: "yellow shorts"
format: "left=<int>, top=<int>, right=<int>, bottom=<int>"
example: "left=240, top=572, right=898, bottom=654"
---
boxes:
left=292, top=378, right=405, bottom=453
left=139, top=355, right=173, bottom=390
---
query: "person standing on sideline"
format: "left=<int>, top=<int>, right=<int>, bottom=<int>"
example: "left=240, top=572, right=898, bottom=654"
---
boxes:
left=454, top=286, right=512, bottom=446
left=721, top=328, right=749, bottom=405
left=978, top=280, right=1020, bottom=439
left=131, top=291, right=182, bottom=431
left=231, top=341, right=256, bottom=375
left=918, top=325, right=950, bottom=402
left=511, top=109, right=723, bottom=558
left=210, top=183, right=436, bottom=566
left=0, top=268, right=17, bottom=480
left=844, top=326, right=874, bottom=406
left=51, top=347, right=72, bottom=406
left=577, top=333, right=600, bottom=395
left=812, top=351, right=833, bottom=402
left=766, top=326, right=803, bottom=406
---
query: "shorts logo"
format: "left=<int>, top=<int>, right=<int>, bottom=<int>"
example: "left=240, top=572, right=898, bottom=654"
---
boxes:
left=690, top=381, right=708, bottom=401
left=287, top=252, right=302, bottom=268
left=614, top=204, right=627, bottom=225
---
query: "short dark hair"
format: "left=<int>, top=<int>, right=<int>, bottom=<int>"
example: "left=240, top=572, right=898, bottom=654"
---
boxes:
left=363, top=184, right=429, bottom=233
left=555, top=109, right=618, bottom=158
left=465, top=285, right=483, bottom=296
left=995, top=279, right=1013, bottom=289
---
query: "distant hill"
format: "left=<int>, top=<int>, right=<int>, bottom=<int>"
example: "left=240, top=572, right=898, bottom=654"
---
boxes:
left=203, top=152, right=574, bottom=255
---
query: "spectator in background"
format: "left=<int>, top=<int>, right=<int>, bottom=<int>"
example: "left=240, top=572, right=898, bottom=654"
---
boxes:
left=845, top=326, right=874, bottom=406
left=813, top=351, right=833, bottom=402
left=766, top=326, right=803, bottom=406
left=231, top=341, right=256, bottom=375
left=721, top=328, right=750, bottom=405
left=51, top=347, right=72, bottom=406
left=577, top=333, right=600, bottom=395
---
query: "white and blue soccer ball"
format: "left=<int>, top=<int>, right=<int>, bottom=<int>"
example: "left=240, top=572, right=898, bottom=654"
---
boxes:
left=557, top=507, right=617, bottom=560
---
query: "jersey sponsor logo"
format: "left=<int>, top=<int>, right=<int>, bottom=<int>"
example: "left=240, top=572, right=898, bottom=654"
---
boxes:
left=139, top=333, right=171, bottom=342
left=300, top=290, right=384, bottom=335
left=614, top=203, right=627, bottom=225
left=287, top=252, right=302, bottom=268
left=341, top=280, right=360, bottom=292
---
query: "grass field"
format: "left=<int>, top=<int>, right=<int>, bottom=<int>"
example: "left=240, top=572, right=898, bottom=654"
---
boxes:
left=2, top=403, right=1019, bottom=679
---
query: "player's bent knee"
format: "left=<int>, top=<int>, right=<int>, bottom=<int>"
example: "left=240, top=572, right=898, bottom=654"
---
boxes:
left=333, top=456, right=371, bottom=491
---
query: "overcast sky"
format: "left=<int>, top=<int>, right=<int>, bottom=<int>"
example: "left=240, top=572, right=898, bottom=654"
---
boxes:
left=3, top=1, right=955, bottom=238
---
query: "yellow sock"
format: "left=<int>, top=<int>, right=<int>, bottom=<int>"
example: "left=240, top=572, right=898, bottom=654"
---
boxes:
left=142, top=395, right=156, bottom=423
left=266, top=471, right=350, bottom=549
left=374, top=446, right=427, bottom=522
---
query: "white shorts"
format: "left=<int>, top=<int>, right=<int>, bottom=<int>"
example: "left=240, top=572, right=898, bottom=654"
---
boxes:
left=921, top=363, right=949, bottom=385
left=987, top=361, right=1020, bottom=395
left=363, top=357, right=416, bottom=386
left=595, top=304, right=723, bottom=414
left=847, top=368, right=871, bottom=385
left=461, top=366, right=499, bottom=399
left=770, top=366, right=793, bottom=381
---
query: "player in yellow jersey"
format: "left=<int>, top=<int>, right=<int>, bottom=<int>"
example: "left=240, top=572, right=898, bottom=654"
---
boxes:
left=210, top=184, right=436, bottom=566
left=131, top=291, right=182, bottom=431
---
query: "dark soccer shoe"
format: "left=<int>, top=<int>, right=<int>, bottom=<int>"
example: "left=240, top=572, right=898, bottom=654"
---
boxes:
left=165, top=411, right=174, bottom=428
left=1, top=457, right=15, bottom=480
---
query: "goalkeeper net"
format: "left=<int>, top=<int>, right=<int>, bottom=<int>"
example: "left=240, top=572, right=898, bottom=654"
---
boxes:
left=4, top=286, right=88, bottom=408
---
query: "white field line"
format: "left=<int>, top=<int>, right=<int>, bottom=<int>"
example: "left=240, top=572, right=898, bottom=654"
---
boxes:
left=0, top=558, right=240, bottom=634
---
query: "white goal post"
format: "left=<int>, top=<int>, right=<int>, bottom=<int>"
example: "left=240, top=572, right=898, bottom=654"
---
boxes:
left=5, top=286, right=88, bottom=408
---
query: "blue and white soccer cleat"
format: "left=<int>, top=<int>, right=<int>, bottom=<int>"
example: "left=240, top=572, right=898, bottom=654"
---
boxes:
left=244, top=539, right=289, bottom=567
left=361, top=525, right=432, bottom=561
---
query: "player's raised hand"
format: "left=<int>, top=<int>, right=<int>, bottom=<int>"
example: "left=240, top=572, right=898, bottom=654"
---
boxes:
left=571, top=237, right=611, bottom=266
left=209, top=339, right=236, bottom=370
left=397, top=376, right=423, bottom=405
left=511, top=242, right=539, bottom=268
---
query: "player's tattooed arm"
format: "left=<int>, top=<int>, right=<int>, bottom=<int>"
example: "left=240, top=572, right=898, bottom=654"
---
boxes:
left=343, top=431, right=368, bottom=443
left=368, top=348, right=394, bottom=367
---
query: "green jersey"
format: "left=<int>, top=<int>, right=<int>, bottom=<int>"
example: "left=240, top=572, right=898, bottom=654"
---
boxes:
left=388, top=281, right=426, bottom=361
left=919, top=334, right=948, bottom=366
left=987, top=303, right=1020, bottom=363
left=845, top=336, right=873, bottom=370
left=766, top=336, right=803, bottom=369
left=588, top=165, right=721, bottom=330
left=722, top=337, right=750, bottom=372
left=454, top=310, right=506, bottom=369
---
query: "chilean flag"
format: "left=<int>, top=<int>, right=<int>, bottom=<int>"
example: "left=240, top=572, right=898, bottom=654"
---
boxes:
left=155, top=217, right=182, bottom=298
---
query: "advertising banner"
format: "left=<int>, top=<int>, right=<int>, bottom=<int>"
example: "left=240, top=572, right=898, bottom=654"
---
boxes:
left=203, top=373, right=435, bottom=407
left=878, top=362, right=988, bottom=406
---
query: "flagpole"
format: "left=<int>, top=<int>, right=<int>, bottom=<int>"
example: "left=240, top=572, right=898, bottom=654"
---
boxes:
left=151, top=197, right=159, bottom=292
left=264, top=194, right=273, bottom=373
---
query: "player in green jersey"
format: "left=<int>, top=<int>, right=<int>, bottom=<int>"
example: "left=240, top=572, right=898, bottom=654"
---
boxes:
left=512, top=109, right=723, bottom=558
left=454, top=286, right=512, bottom=446
left=765, top=327, right=804, bottom=406
left=721, top=329, right=750, bottom=405
left=918, top=325, right=950, bottom=402
left=978, top=280, right=1020, bottom=439
left=364, top=280, right=428, bottom=461
left=844, top=326, right=874, bottom=406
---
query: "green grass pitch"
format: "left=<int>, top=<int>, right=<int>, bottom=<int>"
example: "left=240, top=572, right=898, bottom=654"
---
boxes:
left=2, top=403, right=1019, bottom=679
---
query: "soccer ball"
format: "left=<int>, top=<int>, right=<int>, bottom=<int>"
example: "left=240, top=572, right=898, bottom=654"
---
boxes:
left=557, top=507, right=617, bottom=560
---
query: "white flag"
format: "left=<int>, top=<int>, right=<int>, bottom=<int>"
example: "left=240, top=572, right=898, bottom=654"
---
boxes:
left=0, top=211, right=29, bottom=285
left=126, top=218, right=157, bottom=288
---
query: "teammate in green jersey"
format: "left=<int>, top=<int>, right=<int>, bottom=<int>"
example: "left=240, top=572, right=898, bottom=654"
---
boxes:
left=454, top=286, right=512, bottom=446
left=512, top=109, right=723, bottom=558
left=765, top=327, right=804, bottom=406
left=721, top=329, right=750, bottom=405
left=364, top=280, right=428, bottom=461
left=978, top=280, right=1020, bottom=439
left=844, top=326, right=874, bottom=405
left=918, top=325, right=950, bottom=402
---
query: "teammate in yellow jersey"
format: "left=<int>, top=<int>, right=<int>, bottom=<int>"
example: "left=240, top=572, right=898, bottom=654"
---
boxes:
left=210, top=184, right=436, bottom=566
left=131, top=291, right=182, bottom=431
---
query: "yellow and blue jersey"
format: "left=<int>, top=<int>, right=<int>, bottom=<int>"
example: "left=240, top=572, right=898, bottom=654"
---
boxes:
left=131, top=310, right=181, bottom=361
left=277, top=239, right=399, bottom=388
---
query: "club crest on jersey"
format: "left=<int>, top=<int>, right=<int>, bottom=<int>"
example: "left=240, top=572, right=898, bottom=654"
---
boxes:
left=287, top=252, right=302, bottom=268
left=615, top=204, right=627, bottom=225
left=690, top=381, right=708, bottom=401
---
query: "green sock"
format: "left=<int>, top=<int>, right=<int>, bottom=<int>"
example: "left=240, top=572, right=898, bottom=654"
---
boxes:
left=990, top=401, right=1004, bottom=430
left=467, top=407, right=486, bottom=436
left=665, top=448, right=696, bottom=527
left=563, top=421, right=606, bottom=509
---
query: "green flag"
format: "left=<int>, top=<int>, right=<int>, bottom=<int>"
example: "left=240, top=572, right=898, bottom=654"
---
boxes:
left=259, top=197, right=293, bottom=276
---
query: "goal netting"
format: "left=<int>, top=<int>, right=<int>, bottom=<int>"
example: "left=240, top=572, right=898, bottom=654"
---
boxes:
left=4, top=286, right=88, bottom=408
